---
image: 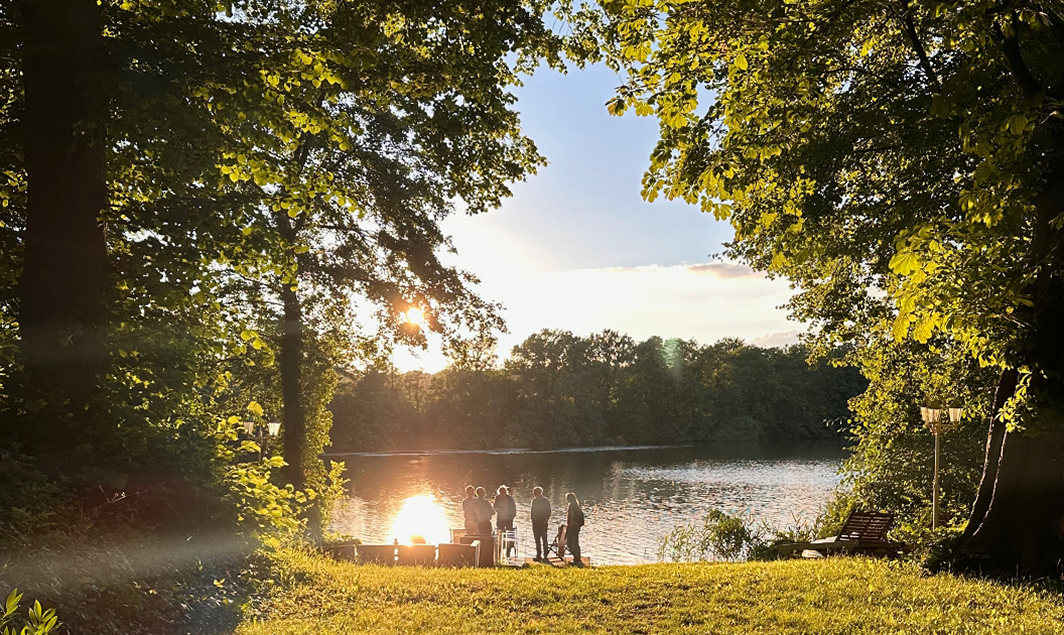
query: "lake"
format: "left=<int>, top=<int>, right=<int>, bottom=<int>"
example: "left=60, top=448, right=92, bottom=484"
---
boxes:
left=327, top=443, right=846, bottom=565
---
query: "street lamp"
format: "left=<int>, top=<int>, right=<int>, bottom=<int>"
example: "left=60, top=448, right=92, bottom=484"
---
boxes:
left=920, top=405, right=963, bottom=529
left=243, top=420, right=281, bottom=461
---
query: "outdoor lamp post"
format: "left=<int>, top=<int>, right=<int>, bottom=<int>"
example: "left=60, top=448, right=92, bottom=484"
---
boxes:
left=243, top=420, right=281, bottom=461
left=920, top=405, right=963, bottom=529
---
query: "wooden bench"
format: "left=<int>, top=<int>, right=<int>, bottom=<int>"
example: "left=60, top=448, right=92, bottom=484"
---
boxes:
left=777, top=511, right=907, bottom=558
left=397, top=544, right=437, bottom=566
left=438, top=541, right=480, bottom=567
left=355, top=543, right=397, bottom=565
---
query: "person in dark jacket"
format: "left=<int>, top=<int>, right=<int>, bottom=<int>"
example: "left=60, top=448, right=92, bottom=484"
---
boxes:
left=530, top=486, right=551, bottom=562
left=474, top=486, right=494, bottom=535
left=565, top=492, right=585, bottom=566
left=493, top=486, right=517, bottom=531
left=494, top=485, right=518, bottom=557
left=461, top=486, right=478, bottom=535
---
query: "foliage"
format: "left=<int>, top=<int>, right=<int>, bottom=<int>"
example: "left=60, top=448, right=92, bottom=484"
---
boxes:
left=658, top=510, right=758, bottom=562
left=658, top=510, right=823, bottom=563
left=821, top=338, right=998, bottom=548
left=590, top=0, right=1064, bottom=570
left=238, top=548, right=1064, bottom=634
left=330, top=330, right=864, bottom=451
left=0, top=591, right=58, bottom=635
left=0, top=534, right=250, bottom=635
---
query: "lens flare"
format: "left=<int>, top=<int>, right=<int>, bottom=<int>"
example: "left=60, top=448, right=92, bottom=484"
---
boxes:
left=389, top=494, right=450, bottom=545
left=405, top=307, right=425, bottom=327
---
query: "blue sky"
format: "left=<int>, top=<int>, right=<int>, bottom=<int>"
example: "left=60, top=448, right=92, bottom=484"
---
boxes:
left=392, top=63, right=799, bottom=372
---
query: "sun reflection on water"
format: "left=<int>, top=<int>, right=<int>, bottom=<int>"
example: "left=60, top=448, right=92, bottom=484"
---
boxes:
left=389, top=494, right=451, bottom=545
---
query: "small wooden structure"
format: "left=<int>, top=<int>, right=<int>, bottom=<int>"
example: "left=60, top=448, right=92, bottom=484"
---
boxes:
left=777, top=511, right=907, bottom=558
left=397, top=544, right=437, bottom=566
left=438, top=541, right=479, bottom=567
left=356, top=543, right=398, bottom=565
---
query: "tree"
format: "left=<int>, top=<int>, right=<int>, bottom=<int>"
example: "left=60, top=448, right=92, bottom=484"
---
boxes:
left=598, top=0, right=1064, bottom=573
left=1, top=0, right=585, bottom=535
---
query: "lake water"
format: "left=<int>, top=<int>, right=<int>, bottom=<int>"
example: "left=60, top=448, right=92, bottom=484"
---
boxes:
left=328, top=443, right=846, bottom=565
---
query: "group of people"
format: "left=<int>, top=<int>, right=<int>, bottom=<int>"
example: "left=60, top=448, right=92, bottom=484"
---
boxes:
left=461, top=485, right=585, bottom=565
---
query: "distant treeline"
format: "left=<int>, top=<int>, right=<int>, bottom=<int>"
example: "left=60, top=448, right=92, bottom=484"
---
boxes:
left=329, top=330, right=866, bottom=452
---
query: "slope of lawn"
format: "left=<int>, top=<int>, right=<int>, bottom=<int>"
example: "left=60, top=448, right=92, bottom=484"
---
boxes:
left=237, top=549, right=1064, bottom=634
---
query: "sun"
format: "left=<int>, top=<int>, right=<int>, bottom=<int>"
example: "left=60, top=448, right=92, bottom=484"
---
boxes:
left=389, top=494, right=451, bottom=545
left=405, top=307, right=425, bottom=327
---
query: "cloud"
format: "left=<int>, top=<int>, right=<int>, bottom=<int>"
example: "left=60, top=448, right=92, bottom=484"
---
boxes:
left=685, top=262, right=761, bottom=279
left=750, top=329, right=803, bottom=348
left=393, top=261, right=801, bottom=373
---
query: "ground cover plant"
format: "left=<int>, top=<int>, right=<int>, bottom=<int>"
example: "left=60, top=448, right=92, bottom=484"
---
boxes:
left=237, top=549, right=1064, bottom=635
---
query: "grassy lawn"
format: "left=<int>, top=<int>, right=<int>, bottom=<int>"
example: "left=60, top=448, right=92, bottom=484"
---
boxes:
left=238, top=550, right=1064, bottom=634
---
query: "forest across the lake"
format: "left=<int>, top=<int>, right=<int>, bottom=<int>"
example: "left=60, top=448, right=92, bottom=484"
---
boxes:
left=329, top=330, right=866, bottom=452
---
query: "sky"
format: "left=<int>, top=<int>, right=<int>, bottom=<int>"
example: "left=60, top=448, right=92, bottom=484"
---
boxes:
left=392, top=63, right=800, bottom=373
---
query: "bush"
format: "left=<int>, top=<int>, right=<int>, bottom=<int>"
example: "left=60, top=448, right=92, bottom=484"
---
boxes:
left=658, top=510, right=823, bottom=563
left=0, top=590, right=60, bottom=635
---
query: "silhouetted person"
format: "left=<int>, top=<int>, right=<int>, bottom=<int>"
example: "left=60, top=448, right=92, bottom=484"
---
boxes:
left=530, top=486, right=551, bottom=562
left=461, top=486, right=478, bottom=535
left=565, top=492, right=584, bottom=567
left=494, top=486, right=517, bottom=531
left=494, top=485, right=517, bottom=558
left=474, top=486, right=494, bottom=535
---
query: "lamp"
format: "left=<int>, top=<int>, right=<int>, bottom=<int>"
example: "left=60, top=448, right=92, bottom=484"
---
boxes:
left=243, top=420, right=256, bottom=435
left=921, top=403, right=964, bottom=529
left=267, top=421, right=281, bottom=437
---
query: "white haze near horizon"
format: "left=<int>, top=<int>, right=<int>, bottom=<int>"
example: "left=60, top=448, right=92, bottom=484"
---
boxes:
left=390, top=63, right=800, bottom=373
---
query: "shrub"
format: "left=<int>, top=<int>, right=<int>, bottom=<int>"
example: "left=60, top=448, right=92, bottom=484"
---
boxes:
left=0, top=590, right=59, bottom=635
left=659, top=510, right=823, bottom=562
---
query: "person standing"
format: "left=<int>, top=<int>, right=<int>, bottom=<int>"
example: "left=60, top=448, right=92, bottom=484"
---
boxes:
left=461, top=486, right=478, bottom=535
left=474, top=486, right=494, bottom=535
left=494, top=485, right=518, bottom=558
left=530, top=486, right=551, bottom=562
left=565, top=492, right=585, bottom=567
left=493, top=486, right=517, bottom=531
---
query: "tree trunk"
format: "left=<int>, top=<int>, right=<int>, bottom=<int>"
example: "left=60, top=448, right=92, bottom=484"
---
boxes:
left=955, top=169, right=1064, bottom=576
left=280, top=284, right=305, bottom=491
left=957, top=367, right=1018, bottom=544
left=16, top=0, right=110, bottom=459
left=279, top=275, right=322, bottom=541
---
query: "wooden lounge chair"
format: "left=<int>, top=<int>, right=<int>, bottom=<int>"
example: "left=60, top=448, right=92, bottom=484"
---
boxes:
left=777, top=511, right=907, bottom=558
left=550, top=524, right=567, bottom=560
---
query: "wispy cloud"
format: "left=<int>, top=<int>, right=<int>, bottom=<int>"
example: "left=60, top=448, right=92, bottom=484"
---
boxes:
left=685, top=262, right=760, bottom=279
left=595, top=262, right=761, bottom=280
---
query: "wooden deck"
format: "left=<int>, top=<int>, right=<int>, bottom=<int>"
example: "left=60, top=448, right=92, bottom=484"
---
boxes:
left=524, top=556, right=591, bottom=567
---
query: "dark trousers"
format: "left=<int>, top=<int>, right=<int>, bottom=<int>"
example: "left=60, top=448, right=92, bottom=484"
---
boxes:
left=477, top=521, right=492, bottom=536
left=566, top=525, right=581, bottom=565
left=532, top=521, right=549, bottom=559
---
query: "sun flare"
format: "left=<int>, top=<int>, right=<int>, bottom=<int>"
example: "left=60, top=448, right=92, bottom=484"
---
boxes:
left=389, top=494, right=451, bottom=546
left=405, top=307, right=425, bottom=327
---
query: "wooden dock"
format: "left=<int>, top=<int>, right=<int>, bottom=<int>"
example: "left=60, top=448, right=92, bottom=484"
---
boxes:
left=524, top=556, right=591, bottom=567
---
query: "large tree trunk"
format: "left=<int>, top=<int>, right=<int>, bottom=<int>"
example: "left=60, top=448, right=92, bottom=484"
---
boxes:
left=16, top=0, right=110, bottom=460
left=279, top=284, right=305, bottom=491
left=278, top=273, right=322, bottom=541
left=955, top=169, right=1064, bottom=576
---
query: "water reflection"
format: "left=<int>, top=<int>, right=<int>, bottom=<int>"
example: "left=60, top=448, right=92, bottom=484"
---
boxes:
left=329, top=443, right=844, bottom=565
left=389, top=494, right=451, bottom=545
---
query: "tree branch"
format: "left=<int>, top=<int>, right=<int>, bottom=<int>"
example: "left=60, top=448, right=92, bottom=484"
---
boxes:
left=895, top=0, right=940, bottom=90
left=994, top=18, right=1042, bottom=100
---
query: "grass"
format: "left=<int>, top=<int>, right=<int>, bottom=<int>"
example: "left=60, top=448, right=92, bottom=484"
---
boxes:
left=238, top=549, right=1064, bottom=635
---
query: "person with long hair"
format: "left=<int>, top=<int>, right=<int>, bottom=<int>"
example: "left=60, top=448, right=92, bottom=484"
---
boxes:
left=565, top=492, right=585, bottom=566
left=474, top=486, right=494, bottom=535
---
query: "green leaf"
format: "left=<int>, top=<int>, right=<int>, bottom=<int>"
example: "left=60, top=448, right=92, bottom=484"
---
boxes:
left=889, top=251, right=920, bottom=276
